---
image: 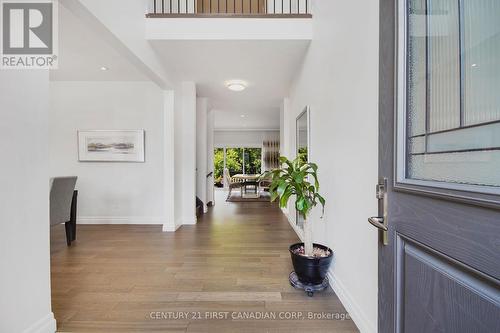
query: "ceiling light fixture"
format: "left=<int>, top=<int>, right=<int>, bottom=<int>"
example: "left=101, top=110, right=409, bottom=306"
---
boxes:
left=240, top=115, right=246, bottom=118
left=471, top=63, right=478, bottom=68
left=226, top=80, right=247, bottom=92
left=100, top=66, right=109, bottom=71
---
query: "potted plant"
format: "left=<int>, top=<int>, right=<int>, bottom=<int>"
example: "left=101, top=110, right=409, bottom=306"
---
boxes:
left=262, top=156, right=333, bottom=286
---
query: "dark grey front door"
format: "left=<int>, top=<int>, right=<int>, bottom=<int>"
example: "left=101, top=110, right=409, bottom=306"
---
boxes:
left=376, top=0, right=500, bottom=332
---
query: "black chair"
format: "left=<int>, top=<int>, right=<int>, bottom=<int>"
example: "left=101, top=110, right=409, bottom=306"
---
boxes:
left=50, top=177, right=78, bottom=246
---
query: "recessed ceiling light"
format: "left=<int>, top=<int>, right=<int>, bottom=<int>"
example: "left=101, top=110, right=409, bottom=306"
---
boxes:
left=471, top=63, right=478, bottom=67
left=225, top=80, right=247, bottom=92
left=100, top=66, right=109, bottom=71
left=240, top=115, right=246, bottom=118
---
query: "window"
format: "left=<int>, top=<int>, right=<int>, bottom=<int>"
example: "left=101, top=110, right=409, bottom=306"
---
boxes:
left=213, top=147, right=262, bottom=186
left=226, top=148, right=244, bottom=176
left=244, top=148, right=262, bottom=175
left=213, top=148, right=224, bottom=186
left=400, top=0, right=500, bottom=191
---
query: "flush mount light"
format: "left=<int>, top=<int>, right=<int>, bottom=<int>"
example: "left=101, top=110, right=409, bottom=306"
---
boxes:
left=100, top=66, right=109, bottom=71
left=225, top=80, right=247, bottom=92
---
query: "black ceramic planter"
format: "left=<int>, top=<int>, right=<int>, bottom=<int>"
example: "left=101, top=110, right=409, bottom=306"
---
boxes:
left=289, top=243, right=333, bottom=285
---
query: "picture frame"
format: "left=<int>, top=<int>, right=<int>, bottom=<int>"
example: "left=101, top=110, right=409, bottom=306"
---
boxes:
left=78, top=130, right=145, bottom=162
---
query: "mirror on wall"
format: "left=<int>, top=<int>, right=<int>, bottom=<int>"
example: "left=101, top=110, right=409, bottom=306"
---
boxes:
left=296, top=106, right=310, bottom=230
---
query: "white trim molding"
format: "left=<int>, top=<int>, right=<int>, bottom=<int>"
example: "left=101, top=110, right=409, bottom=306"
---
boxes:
left=282, top=208, right=375, bottom=332
left=282, top=208, right=304, bottom=241
left=327, top=270, right=376, bottom=333
left=77, top=216, right=166, bottom=225
left=163, top=222, right=181, bottom=232
left=23, top=313, right=56, bottom=333
left=215, top=128, right=280, bottom=132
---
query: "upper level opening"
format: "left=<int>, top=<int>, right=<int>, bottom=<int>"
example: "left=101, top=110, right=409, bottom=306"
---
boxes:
left=146, top=0, right=312, bottom=18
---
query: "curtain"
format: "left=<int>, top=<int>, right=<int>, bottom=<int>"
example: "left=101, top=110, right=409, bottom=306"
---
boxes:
left=262, top=139, right=280, bottom=171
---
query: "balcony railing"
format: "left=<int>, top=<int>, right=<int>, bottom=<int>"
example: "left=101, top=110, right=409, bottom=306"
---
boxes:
left=146, top=0, right=311, bottom=17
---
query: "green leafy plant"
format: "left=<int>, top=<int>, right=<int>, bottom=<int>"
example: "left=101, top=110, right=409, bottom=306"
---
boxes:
left=262, top=156, right=325, bottom=257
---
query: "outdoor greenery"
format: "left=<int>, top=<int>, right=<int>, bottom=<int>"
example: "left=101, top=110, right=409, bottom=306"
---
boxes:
left=214, top=148, right=225, bottom=185
left=213, top=148, right=262, bottom=186
left=297, top=147, right=308, bottom=164
left=244, top=148, right=262, bottom=174
left=262, top=156, right=325, bottom=257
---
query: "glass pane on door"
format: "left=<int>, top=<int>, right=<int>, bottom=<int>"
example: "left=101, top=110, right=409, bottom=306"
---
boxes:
left=405, top=0, right=500, bottom=189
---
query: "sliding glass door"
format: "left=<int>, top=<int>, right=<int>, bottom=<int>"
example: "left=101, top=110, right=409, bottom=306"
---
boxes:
left=243, top=148, right=262, bottom=175
left=225, top=148, right=244, bottom=176
left=213, top=147, right=262, bottom=186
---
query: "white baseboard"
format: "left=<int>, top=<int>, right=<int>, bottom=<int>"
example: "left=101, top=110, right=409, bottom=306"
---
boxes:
left=162, top=222, right=181, bottom=232
left=281, top=203, right=375, bottom=332
left=77, top=216, right=165, bottom=225
left=283, top=209, right=304, bottom=241
left=327, top=270, right=376, bottom=333
left=23, top=313, right=56, bottom=333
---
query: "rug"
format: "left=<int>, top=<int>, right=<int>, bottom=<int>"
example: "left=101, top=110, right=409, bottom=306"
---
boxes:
left=226, top=190, right=272, bottom=202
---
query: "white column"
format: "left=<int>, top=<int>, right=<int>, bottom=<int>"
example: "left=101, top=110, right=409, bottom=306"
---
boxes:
left=162, top=90, right=176, bottom=232
left=0, top=71, right=56, bottom=332
left=196, top=97, right=208, bottom=213
left=280, top=97, right=295, bottom=219
left=206, top=108, right=215, bottom=206
left=180, top=82, right=197, bottom=225
left=281, top=97, right=292, bottom=159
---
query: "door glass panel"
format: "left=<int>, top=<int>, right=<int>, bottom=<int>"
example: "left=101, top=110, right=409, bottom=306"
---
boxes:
left=428, top=0, right=461, bottom=132
left=405, top=0, right=500, bottom=188
left=463, top=0, right=500, bottom=125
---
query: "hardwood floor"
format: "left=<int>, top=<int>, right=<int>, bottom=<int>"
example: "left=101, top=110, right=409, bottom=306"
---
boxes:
left=50, top=190, right=358, bottom=332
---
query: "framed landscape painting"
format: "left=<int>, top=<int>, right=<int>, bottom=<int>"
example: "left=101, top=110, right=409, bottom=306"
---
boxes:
left=78, top=130, right=145, bottom=162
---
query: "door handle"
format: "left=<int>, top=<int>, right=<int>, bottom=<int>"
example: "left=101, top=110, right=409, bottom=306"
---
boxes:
left=368, top=216, right=388, bottom=231
left=368, top=178, right=389, bottom=245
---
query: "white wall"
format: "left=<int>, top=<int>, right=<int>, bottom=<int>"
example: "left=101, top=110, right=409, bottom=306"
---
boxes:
left=0, top=71, right=56, bottom=333
left=284, top=1, right=379, bottom=332
left=280, top=98, right=291, bottom=157
left=146, top=17, right=313, bottom=41
left=214, top=130, right=279, bottom=148
left=49, top=81, right=173, bottom=227
left=68, top=0, right=171, bottom=87
left=174, top=82, right=197, bottom=227
left=196, top=97, right=208, bottom=211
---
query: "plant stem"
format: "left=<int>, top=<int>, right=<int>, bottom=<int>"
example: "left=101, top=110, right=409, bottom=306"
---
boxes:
left=304, top=218, right=313, bottom=256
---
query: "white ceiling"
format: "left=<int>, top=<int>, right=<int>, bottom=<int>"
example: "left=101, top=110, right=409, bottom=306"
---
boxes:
left=151, top=40, right=310, bottom=129
left=49, top=5, right=148, bottom=82
left=51, top=6, right=310, bottom=129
